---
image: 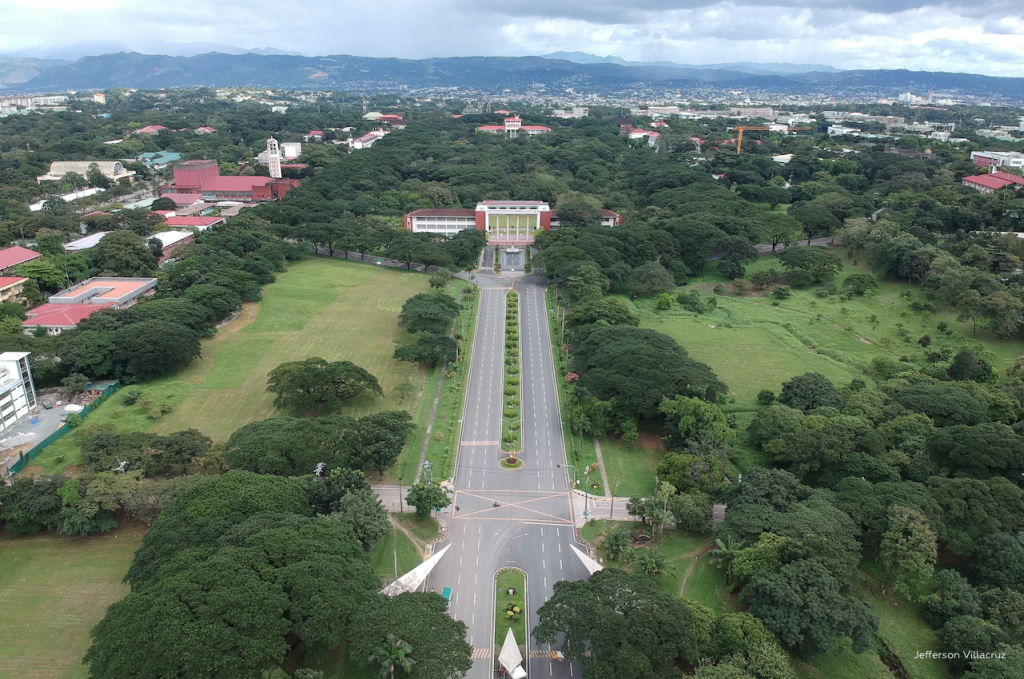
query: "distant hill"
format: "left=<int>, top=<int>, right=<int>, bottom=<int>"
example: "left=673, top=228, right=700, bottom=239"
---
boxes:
left=3, top=51, right=1022, bottom=102
left=539, top=52, right=842, bottom=76
left=0, top=57, right=70, bottom=88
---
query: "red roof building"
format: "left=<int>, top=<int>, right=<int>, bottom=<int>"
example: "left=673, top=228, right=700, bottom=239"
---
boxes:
left=133, top=125, right=167, bottom=135
left=990, top=171, right=1024, bottom=188
left=161, top=160, right=297, bottom=203
left=22, top=303, right=115, bottom=334
left=194, top=126, right=217, bottom=134
left=0, top=246, right=40, bottom=274
left=303, top=130, right=324, bottom=141
left=963, top=174, right=1016, bottom=194
left=0, top=276, right=26, bottom=305
left=160, top=193, right=205, bottom=207
left=163, top=216, right=226, bottom=230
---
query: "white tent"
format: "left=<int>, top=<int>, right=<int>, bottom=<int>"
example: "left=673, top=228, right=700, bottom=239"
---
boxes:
left=498, top=627, right=527, bottom=679
left=570, top=544, right=603, bottom=575
left=380, top=544, right=451, bottom=596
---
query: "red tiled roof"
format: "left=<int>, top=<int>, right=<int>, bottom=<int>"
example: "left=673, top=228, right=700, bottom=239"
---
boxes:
left=407, top=209, right=477, bottom=217
left=964, top=175, right=1014, bottom=190
left=307, top=130, right=324, bottom=135
left=0, top=246, right=40, bottom=270
left=134, top=125, right=167, bottom=134
left=476, top=125, right=504, bottom=131
left=522, top=125, right=551, bottom=131
left=23, top=302, right=114, bottom=328
left=991, top=171, right=1024, bottom=186
left=0, top=276, right=26, bottom=288
left=494, top=110, right=510, bottom=114
left=164, top=216, right=225, bottom=227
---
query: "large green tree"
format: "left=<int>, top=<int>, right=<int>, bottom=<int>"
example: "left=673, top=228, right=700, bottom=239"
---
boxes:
left=574, top=326, right=727, bottom=419
left=398, top=293, right=460, bottom=335
left=534, top=569, right=697, bottom=679
left=266, top=357, right=382, bottom=414
left=743, top=559, right=879, bottom=658
left=349, top=593, right=472, bottom=679
left=879, top=506, right=937, bottom=597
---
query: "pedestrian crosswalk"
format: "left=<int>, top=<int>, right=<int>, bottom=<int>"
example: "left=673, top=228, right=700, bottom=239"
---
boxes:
left=471, top=648, right=491, bottom=659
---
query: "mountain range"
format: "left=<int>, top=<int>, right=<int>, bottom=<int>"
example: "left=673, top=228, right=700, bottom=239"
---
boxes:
left=1, top=51, right=1022, bottom=102
left=539, top=52, right=842, bottom=76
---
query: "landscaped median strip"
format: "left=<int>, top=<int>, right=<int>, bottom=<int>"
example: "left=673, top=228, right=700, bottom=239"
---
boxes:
left=501, top=288, right=523, bottom=468
left=494, top=568, right=528, bottom=676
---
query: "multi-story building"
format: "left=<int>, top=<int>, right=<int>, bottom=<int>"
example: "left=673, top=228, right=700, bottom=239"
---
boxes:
left=476, top=117, right=552, bottom=139
left=0, top=277, right=26, bottom=305
left=403, top=201, right=621, bottom=244
left=160, top=159, right=298, bottom=202
left=0, top=352, right=37, bottom=436
left=971, top=151, right=1024, bottom=169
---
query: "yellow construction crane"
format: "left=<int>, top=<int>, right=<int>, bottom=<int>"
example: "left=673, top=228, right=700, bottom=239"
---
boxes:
left=733, top=126, right=811, bottom=154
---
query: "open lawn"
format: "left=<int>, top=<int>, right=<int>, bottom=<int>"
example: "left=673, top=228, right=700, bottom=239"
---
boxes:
left=0, top=524, right=145, bottom=679
left=591, top=251, right=1023, bottom=484
left=369, top=525, right=420, bottom=582
left=793, top=637, right=891, bottom=679
left=159, top=256, right=434, bottom=441
left=858, top=559, right=952, bottom=679
left=32, top=257, right=450, bottom=481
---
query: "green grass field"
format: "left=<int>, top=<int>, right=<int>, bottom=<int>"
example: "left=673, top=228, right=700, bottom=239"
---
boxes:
left=369, top=525, right=420, bottom=581
left=0, top=524, right=144, bottom=679
left=31, top=257, right=453, bottom=480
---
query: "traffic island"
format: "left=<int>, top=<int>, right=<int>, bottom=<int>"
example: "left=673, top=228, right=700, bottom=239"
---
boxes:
left=499, top=456, right=524, bottom=470
left=494, top=568, right=527, bottom=675
left=502, top=289, right=522, bottom=460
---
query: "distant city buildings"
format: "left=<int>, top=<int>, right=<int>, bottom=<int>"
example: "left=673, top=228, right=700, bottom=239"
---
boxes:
left=971, top=151, right=1024, bottom=169
left=551, top=107, right=588, bottom=118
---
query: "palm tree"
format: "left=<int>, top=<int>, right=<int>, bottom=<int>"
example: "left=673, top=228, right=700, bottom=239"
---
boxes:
left=710, top=535, right=743, bottom=586
left=369, top=634, right=415, bottom=679
left=636, top=551, right=671, bottom=580
left=647, top=505, right=670, bottom=551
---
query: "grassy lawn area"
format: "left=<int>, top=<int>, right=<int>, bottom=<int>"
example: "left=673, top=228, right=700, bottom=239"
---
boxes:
left=0, top=524, right=145, bottom=679
left=393, top=514, right=440, bottom=545
left=858, top=559, right=952, bottom=679
left=683, top=557, right=742, bottom=615
left=793, top=637, right=891, bottom=679
left=494, top=569, right=527, bottom=646
left=582, top=520, right=718, bottom=598
left=33, top=257, right=444, bottom=481
left=595, top=429, right=665, bottom=499
left=161, top=256, right=433, bottom=442
left=368, top=525, right=420, bottom=581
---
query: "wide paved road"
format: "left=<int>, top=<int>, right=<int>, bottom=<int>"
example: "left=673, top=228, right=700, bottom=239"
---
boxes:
left=426, top=269, right=590, bottom=679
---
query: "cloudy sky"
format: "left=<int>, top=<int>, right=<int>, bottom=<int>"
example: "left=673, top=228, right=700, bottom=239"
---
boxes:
left=2, top=0, right=1023, bottom=76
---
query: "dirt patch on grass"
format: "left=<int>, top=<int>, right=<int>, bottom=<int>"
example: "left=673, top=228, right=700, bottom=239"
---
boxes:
left=389, top=515, right=426, bottom=556
left=216, top=301, right=260, bottom=338
left=637, top=431, right=665, bottom=451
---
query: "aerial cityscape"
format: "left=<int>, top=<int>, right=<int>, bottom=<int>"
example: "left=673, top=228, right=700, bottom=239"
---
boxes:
left=1, top=3, right=1024, bottom=679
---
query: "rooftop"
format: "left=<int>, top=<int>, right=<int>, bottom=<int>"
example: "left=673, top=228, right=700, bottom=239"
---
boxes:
left=64, top=232, right=110, bottom=252
left=408, top=209, right=477, bottom=217
left=964, top=175, right=1015, bottom=190
left=49, top=277, right=158, bottom=306
left=23, top=302, right=115, bottom=328
left=159, top=193, right=205, bottom=206
left=163, top=216, right=225, bottom=229
left=0, top=246, right=41, bottom=270
left=151, top=231, right=192, bottom=248
left=0, top=276, right=25, bottom=289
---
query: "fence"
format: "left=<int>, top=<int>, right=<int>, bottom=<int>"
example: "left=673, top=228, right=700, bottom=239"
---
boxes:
left=6, top=381, right=120, bottom=477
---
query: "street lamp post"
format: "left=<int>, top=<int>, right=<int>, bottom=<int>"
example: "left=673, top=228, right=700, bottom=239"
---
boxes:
left=558, top=464, right=578, bottom=487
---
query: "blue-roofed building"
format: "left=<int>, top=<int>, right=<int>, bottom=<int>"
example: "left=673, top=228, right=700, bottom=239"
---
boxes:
left=133, top=151, right=183, bottom=169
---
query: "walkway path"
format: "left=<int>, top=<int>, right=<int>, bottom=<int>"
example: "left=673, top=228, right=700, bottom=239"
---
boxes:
left=591, top=437, right=612, bottom=499
left=680, top=545, right=714, bottom=597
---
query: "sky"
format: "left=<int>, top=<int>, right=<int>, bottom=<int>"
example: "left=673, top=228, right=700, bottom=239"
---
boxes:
left=2, top=0, right=1023, bottom=76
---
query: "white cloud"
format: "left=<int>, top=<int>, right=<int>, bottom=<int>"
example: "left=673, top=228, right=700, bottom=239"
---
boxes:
left=0, top=0, right=1021, bottom=76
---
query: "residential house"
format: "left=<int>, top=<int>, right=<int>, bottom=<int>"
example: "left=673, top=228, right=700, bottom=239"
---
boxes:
left=133, top=125, right=167, bottom=135
left=0, top=277, right=26, bottom=305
